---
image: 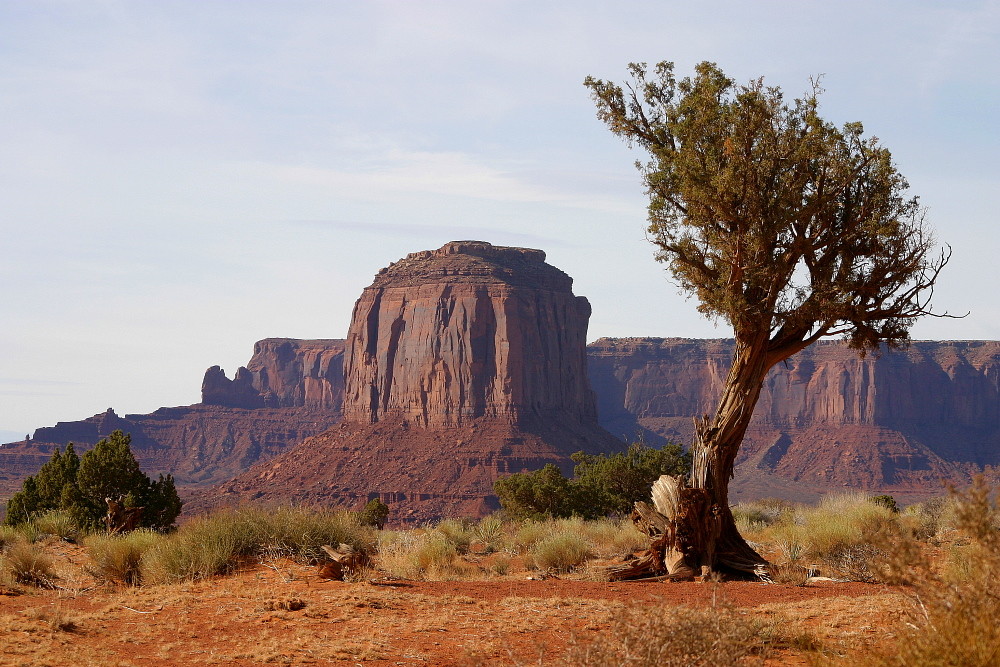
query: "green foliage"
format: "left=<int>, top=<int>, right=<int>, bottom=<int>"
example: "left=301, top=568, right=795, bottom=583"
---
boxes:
left=585, top=61, right=947, bottom=354
left=494, top=463, right=587, bottom=520
left=571, top=441, right=691, bottom=516
left=359, top=497, right=389, bottom=528
left=494, top=441, right=691, bottom=520
left=868, top=494, right=899, bottom=513
left=4, top=431, right=182, bottom=532
left=4, top=445, right=81, bottom=526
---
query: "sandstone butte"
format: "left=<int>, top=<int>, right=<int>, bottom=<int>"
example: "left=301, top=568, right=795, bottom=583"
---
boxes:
left=3, top=242, right=1000, bottom=519
left=209, top=241, right=624, bottom=522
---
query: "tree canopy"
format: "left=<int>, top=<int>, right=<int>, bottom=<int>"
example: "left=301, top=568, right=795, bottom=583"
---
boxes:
left=585, top=61, right=950, bottom=360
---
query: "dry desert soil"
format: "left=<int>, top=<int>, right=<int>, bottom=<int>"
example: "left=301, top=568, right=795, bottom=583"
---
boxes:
left=0, top=537, right=911, bottom=667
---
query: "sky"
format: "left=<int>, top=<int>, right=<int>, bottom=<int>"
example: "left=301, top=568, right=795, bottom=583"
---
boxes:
left=2, top=0, right=998, bottom=439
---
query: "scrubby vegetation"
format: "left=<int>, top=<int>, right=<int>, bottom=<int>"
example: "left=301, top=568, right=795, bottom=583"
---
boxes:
left=4, top=431, right=182, bottom=531
left=494, top=440, right=691, bottom=520
left=3, top=480, right=1000, bottom=665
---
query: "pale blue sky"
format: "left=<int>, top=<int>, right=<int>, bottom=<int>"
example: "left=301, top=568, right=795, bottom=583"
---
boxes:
left=2, top=1, right=998, bottom=437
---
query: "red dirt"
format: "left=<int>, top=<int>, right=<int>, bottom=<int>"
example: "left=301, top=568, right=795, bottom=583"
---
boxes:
left=0, top=549, right=906, bottom=667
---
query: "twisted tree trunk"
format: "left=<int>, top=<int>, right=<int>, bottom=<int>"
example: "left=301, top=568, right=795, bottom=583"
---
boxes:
left=610, top=336, right=775, bottom=580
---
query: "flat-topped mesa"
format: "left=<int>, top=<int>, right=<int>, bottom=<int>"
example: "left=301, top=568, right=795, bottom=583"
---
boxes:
left=343, top=241, right=596, bottom=427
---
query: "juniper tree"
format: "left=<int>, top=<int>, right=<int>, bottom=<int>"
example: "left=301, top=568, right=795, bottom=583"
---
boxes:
left=585, top=62, right=951, bottom=574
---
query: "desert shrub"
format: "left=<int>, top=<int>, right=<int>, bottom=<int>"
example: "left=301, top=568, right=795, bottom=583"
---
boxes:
left=578, top=517, right=646, bottom=558
left=142, top=506, right=374, bottom=583
left=472, top=515, right=506, bottom=553
left=868, top=494, right=899, bottom=513
left=86, top=529, right=163, bottom=586
left=376, top=529, right=461, bottom=579
left=733, top=498, right=793, bottom=536
left=432, top=518, right=472, bottom=554
left=358, top=498, right=389, bottom=528
left=14, top=522, right=41, bottom=544
left=901, top=494, right=961, bottom=539
left=254, top=506, right=373, bottom=563
left=511, top=520, right=552, bottom=554
left=495, top=441, right=691, bottom=520
left=863, top=477, right=1000, bottom=666
left=4, top=433, right=182, bottom=531
left=2, top=541, right=55, bottom=587
left=31, top=510, right=79, bottom=540
left=556, top=603, right=774, bottom=666
left=740, top=493, right=901, bottom=581
left=529, top=532, right=592, bottom=573
left=0, top=525, right=20, bottom=549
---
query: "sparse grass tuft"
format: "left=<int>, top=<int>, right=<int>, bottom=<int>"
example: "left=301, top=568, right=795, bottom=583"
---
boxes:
left=556, top=603, right=775, bottom=666
left=2, top=541, right=56, bottom=587
left=529, top=532, right=592, bottom=573
left=26, top=606, right=80, bottom=632
left=86, top=529, right=163, bottom=586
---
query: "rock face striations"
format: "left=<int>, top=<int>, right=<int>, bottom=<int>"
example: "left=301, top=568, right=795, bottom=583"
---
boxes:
left=342, top=241, right=596, bottom=427
left=203, top=338, right=345, bottom=411
left=588, top=338, right=1000, bottom=502
left=214, top=241, right=622, bottom=521
left=0, top=339, right=346, bottom=500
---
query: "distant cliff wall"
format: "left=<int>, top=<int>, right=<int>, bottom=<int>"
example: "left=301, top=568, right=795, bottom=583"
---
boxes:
left=202, top=338, right=345, bottom=411
left=587, top=337, right=1000, bottom=495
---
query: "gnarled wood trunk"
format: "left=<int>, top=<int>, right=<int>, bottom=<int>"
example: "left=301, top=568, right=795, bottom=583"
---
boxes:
left=610, top=337, right=773, bottom=580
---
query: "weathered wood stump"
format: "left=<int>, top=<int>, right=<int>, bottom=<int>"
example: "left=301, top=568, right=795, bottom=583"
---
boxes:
left=318, top=543, right=368, bottom=580
left=104, top=497, right=144, bottom=534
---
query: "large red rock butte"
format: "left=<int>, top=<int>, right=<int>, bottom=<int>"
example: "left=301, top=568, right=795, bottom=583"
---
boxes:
left=211, top=241, right=623, bottom=521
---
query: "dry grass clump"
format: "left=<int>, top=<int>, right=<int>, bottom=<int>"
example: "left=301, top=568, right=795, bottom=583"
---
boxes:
left=861, top=477, right=1000, bottom=666
left=528, top=532, right=592, bottom=573
left=472, top=515, right=505, bottom=553
left=376, top=520, right=476, bottom=579
left=737, top=493, right=899, bottom=581
left=556, top=603, right=775, bottom=666
left=141, top=506, right=375, bottom=584
left=26, top=605, right=80, bottom=633
left=30, top=510, right=79, bottom=541
left=86, top=529, right=163, bottom=586
left=0, top=525, right=20, bottom=549
left=2, top=541, right=56, bottom=587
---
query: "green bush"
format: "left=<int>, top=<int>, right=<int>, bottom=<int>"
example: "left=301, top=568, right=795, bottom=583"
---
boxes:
left=359, top=498, right=389, bottom=528
left=4, top=431, right=182, bottom=532
left=495, top=441, right=691, bottom=520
